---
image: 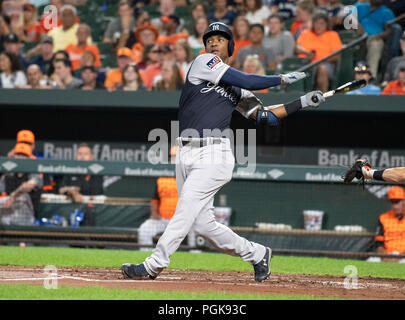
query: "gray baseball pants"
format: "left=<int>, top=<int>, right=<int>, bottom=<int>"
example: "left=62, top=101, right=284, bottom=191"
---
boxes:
left=144, top=137, right=266, bottom=277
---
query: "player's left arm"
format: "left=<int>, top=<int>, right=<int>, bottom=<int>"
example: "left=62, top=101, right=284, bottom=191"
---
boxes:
left=236, top=90, right=325, bottom=125
left=221, top=66, right=307, bottom=90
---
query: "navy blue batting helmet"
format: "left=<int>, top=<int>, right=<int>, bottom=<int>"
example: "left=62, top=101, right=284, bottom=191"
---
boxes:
left=203, top=22, right=235, bottom=56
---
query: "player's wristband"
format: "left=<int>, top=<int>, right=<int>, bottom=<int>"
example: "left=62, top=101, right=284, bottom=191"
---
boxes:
left=257, top=110, right=279, bottom=126
left=284, top=99, right=302, bottom=115
left=373, top=170, right=385, bottom=181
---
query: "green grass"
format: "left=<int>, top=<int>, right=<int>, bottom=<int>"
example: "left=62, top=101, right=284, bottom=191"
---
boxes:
left=0, top=246, right=404, bottom=279
left=0, top=284, right=337, bottom=300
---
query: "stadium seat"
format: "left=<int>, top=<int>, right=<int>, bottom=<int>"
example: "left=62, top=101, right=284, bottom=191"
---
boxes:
left=22, top=41, right=39, bottom=53
left=143, top=5, right=161, bottom=19
left=338, top=30, right=361, bottom=45
left=101, top=54, right=117, bottom=68
left=192, top=47, right=202, bottom=58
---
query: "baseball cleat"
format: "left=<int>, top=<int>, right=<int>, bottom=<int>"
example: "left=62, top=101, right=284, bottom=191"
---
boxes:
left=120, top=263, right=156, bottom=280
left=253, top=247, right=272, bottom=282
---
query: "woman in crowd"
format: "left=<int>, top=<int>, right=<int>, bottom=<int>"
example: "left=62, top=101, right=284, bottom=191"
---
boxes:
left=0, top=51, right=27, bottom=88
left=242, top=54, right=269, bottom=93
left=230, top=15, right=252, bottom=66
left=117, top=62, right=146, bottom=91
left=20, top=3, right=43, bottom=42
left=187, top=16, right=209, bottom=54
left=173, top=39, right=193, bottom=81
left=244, top=0, right=271, bottom=25
left=153, top=60, right=183, bottom=91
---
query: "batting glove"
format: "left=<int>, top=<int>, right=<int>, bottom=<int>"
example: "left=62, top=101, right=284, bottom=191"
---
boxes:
left=280, top=72, right=307, bottom=84
left=300, top=90, right=325, bottom=108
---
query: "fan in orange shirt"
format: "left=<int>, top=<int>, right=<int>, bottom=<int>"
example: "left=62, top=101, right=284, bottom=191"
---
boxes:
left=65, top=24, right=101, bottom=71
left=296, top=12, right=342, bottom=92
left=382, top=67, right=405, bottom=95
left=104, top=47, right=134, bottom=91
left=290, top=0, right=314, bottom=38
left=156, top=15, right=188, bottom=46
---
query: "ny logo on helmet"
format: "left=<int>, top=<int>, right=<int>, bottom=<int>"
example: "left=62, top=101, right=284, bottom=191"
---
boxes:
left=212, top=24, right=220, bottom=31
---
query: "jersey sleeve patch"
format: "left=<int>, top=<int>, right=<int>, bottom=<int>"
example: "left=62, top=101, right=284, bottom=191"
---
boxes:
left=206, top=55, right=223, bottom=71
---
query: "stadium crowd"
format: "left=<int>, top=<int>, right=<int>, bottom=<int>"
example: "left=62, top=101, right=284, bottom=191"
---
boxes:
left=0, top=0, right=403, bottom=93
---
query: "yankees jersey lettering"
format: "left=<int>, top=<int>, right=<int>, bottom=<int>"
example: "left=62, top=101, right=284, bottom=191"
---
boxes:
left=178, top=53, right=253, bottom=137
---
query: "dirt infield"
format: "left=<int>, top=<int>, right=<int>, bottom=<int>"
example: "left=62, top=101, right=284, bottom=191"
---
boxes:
left=1, top=266, right=405, bottom=299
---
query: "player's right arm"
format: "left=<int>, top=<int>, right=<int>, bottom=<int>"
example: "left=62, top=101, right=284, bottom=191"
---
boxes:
left=237, top=90, right=324, bottom=126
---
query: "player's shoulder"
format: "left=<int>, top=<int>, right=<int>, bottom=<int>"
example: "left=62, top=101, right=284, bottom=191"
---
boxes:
left=194, top=53, right=221, bottom=64
left=191, top=53, right=226, bottom=72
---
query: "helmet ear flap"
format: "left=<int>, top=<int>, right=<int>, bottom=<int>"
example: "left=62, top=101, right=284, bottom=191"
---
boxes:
left=228, top=39, right=235, bottom=57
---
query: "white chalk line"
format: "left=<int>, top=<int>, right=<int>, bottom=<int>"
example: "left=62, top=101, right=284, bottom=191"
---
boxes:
left=0, top=274, right=402, bottom=290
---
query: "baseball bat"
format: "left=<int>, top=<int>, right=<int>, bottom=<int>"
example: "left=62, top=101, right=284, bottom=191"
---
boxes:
left=312, top=79, right=367, bottom=103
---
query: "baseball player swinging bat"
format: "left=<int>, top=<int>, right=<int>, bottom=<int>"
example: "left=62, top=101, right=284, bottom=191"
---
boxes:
left=312, top=79, right=367, bottom=103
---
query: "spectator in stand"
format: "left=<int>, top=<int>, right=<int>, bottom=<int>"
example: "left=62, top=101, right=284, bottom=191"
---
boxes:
left=0, top=15, right=11, bottom=53
left=383, top=0, right=405, bottom=17
left=345, top=61, right=381, bottom=95
left=58, top=143, right=104, bottom=204
left=16, top=64, right=51, bottom=89
left=116, top=62, right=147, bottom=91
left=183, top=1, right=208, bottom=35
left=50, top=58, right=82, bottom=89
left=208, top=0, right=238, bottom=26
left=353, top=0, right=399, bottom=79
left=79, top=66, right=105, bottom=90
left=0, top=143, right=43, bottom=226
left=230, top=16, right=252, bottom=67
left=157, top=14, right=188, bottom=47
left=296, top=12, right=342, bottom=92
left=132, top=22, right=159, bottom=64
left=139, top=43, right=164, bottom=90
left=104, top=47, right=134, bottom=91
left=39, top=0, right=79, bottom=34
left=12, top=3, right=44, bottom=43
left=78, top=51, right=106, bottom=86
left=2, top=32, right=29, bottom=69
left=187, top=16, right=208, bottom=53
left=374, top=186, right=405, bottom=262
left=244, top=0, right=272, bottom=25
left=173, top=39, right=193, bottom=81
left=263, top=13, right=295, bottom=66
left=317, top=0, right=346, bottom=31
left=270, top=0, right=297, bottom=21
left=27, top=36, right=54, bottom=75
left=290, top=0, right=313, bottom=39
left=153, top=60, right=183, bottom=91
left=0, top=51, right=27, bottom=88
left=242, top=54, right=269, bottom=93
left=235, top=23, right=277, bottom=71
left=383, top=31, right=405, bottom=84
left=46, top=49, right=70, bottom=78
left=137, top=43, right=156, bottom=70
left=65, top=23, right=101, bottom=71
left=7, top=129, right=36, bottom=158
left=103, top=0, right=136, bottom=45
left=151, top=0, right=185, bottom=34
left=47, top=5, right=91, bottom=53
left=382, top=66, right=405, bottom=95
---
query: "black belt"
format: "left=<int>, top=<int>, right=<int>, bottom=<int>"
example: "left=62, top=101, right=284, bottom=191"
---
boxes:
left=180, top=138, right=222, bottom=147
